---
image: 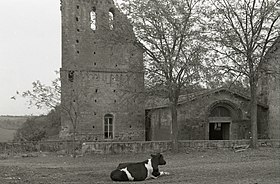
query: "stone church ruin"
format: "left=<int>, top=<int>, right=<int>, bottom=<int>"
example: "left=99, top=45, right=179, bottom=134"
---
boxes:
left=59, top=0, right=145, bottom=141
left=59, top=0, right=280, bottom=142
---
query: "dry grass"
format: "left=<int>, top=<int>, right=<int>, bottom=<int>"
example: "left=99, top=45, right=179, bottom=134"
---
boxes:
left=0, top=148, right=279, bottom=184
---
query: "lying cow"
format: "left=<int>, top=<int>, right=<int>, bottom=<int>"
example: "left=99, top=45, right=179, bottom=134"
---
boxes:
left=110, top=153, right=170, bottom=181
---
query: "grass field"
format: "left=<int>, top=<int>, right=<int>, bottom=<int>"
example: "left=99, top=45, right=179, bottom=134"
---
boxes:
left=0, top=116, right=28, bottom=142
left=0, top=116, right=28, bottom=130
left=0, top=128, right=16, bottom=142
left=0, top=148, right=279, bottom=184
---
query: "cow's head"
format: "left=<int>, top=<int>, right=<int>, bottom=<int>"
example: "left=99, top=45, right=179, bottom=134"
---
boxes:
left=151, top=153, right=166, bottom=166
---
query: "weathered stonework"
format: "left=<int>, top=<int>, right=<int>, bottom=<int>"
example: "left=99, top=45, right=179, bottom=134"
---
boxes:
left=60, top=0, right=145, bottom=141
left=146, top=88, right=268, bottom=141
left=259, top=38, right=280, bottom=139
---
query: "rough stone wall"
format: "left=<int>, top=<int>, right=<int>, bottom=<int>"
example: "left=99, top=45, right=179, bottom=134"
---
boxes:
left=263, top=39, right=280, bottom=139
left=60, top=0, right=145, bottom=141
left=149, top=91, right=268, bottom=140
left=82, top=139, right=280, bottom=154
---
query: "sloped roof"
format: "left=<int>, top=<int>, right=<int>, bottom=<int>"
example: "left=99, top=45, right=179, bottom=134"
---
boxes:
left=145, top=87, right=267, bottom=110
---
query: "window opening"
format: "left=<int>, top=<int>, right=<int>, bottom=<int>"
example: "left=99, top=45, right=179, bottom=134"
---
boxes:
left=90, top=7, right=97, bottom=30
left=104, top=114, right=113, bottom=139
left=68, top=71, right=74, bottom=82
left=109, top=8, right=114, bottom=30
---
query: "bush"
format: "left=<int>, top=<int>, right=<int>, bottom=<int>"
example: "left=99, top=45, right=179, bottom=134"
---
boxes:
left=14, top=107, right=61, bottom=142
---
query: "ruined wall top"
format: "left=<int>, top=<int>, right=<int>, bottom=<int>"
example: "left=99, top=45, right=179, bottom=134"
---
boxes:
left=61, top=0, right=137, bottom=43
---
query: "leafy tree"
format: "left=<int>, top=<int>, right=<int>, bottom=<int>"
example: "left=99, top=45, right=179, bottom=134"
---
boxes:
left=17, top=74, right=61, bottom=110
left=14, top=107, right=61, bottom=142
left=121, top=0, right=209, bottom=152
left=205, top=0, right=280, bottom=147
left=13, top=74, right=80, bottom=157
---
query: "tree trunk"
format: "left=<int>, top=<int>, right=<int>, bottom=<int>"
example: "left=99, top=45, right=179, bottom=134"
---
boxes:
left=170, top=104, right=179, bottom=153
left=250, top=80, right=258, bottom=149
left=72, top=126, right=77, bottom=158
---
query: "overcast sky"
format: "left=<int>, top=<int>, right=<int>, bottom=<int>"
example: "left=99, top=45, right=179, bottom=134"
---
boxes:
left=0, top=0, right=61, bottom=116
left=0, top=0, right=123, bottom=116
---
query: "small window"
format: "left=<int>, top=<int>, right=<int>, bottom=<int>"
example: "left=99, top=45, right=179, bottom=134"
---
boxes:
left=68, top=71, right=74, bottom=82
left=109, top=8, right=114, bottom=30
left=104, top=114, right=114, bottom=139
left=90, top=7, right=97, bottom=30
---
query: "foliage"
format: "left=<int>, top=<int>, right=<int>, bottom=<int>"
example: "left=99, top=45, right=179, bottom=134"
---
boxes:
left=121, top=0, right=210, bottom=151
left=122, top=0, right=210, bottom=96
left=204, top=0, right=280, bottom=147
left=19, top=75, right=60, bottom=110
left=206, top=0, right=280, bottom=77
left=14, top=107, right=61, bottom=142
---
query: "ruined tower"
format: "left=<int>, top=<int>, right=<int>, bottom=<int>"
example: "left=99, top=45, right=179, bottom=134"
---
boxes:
left=60, top=0, right=145, bottom=141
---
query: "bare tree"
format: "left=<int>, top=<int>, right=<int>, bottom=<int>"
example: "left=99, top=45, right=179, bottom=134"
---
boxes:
left=121, top=0, right=209, bottom=152
left=205, top=0, right=280, bottom=148
left=13, top=73, right=81, bottom=157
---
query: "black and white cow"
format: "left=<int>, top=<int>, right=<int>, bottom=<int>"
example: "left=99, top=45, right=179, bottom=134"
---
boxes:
left=110, top=153, right=170, bottom=181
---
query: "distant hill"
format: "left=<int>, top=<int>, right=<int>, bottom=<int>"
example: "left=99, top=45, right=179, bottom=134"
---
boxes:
left=0, top=116, right=30, bottom=142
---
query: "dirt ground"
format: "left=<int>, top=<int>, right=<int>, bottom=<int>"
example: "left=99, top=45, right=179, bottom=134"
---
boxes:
left=0, top=148, right=279, bottom=184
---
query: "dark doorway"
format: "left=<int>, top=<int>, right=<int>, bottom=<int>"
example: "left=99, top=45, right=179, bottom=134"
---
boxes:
left=209, top=122, right=230, bottom=140
left=209, top=105, right=232, bottom=140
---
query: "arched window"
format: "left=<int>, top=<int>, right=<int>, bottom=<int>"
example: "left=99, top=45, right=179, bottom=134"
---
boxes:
left=210, top=106, right=231, bottom=117
left=104, top=114, right=113, bottom=139
left=109, top=8, right=114, bottom=30
left=90, top=7, right=96, bottom=30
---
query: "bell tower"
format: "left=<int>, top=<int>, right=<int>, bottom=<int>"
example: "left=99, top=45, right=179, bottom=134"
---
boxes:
left=60, top=0, right=145, bottom=141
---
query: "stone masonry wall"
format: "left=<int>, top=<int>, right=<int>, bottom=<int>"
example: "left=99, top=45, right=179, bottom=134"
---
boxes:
left=60, top=0, right=145, bottom=141
left=149, top=90, right=268, bottom=141
left=82, top=139, right=280, bottom=154
left=266, top=39, right=280, bottom=139
left=1, top=140, right=280, bottom=155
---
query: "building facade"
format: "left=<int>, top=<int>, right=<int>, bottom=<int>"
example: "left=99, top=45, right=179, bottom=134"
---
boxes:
left=146, top=88, right=268, bottom=141
left=60, top=0, right=145, bottom=141
left=146, top=39, right=280, bottom=141
left=59, top=0, right=279, bottom=142
left=259, top=37, right=280, bottom=139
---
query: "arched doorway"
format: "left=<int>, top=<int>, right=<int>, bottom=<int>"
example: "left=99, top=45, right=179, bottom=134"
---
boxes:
left=209, top=106, right=231, bottom=140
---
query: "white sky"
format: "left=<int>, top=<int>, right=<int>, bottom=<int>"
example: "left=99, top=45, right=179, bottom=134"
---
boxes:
left=0, top=0, right=61, bottom=116
left=0, top=0, right=123, bottom=116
